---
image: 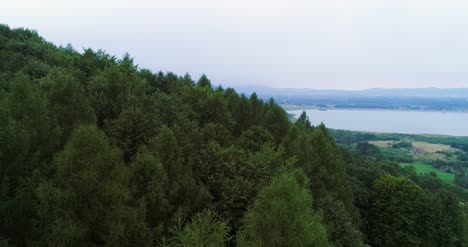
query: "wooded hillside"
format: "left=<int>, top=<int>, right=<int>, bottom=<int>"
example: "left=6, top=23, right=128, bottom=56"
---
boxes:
left=0, top=25, right=466, bottom=247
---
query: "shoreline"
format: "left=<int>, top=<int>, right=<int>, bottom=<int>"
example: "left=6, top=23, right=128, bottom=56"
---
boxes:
left=284, top=106, right=468, bottom=138
left=282, top=105, right=468, bottom=114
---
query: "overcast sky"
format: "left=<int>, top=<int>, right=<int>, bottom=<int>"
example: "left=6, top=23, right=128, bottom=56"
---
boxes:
left=3, top=0, right=468, bottom=89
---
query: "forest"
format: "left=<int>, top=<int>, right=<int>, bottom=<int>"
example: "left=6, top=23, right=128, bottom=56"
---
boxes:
left=1, top=24, right=468, bottom=247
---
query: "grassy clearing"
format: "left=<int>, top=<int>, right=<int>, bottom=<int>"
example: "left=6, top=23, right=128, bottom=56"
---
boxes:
left=412, top=141, right=453, bottom=152
left=368, top=141, right=393, bottom=148
left=400, top=162, right=455, bottom=183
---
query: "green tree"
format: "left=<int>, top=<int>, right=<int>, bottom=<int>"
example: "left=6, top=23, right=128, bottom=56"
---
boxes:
left=197, top=74, right=212, bottom=88
left=182, top=86, right=233, bottom=127
left=228, top=94, right=254, bottom=135
left=461, top=203, right=468, bottom=247
left=355, top=142, right=382, bottom=158
left=196, top=141, right=288, bottom=229
left=237, top=170, right=328, bottom=247
left=150, top=127, right=210, bottom=228
left=130, top=149, right=170, bottom=240
left=0, top=73, right=59, bottom=190
left=161, top=210, right=230, bottom=247
left=87, top=66, right=145, bottom=127
left=370, top=175, right=431, bottom=247
left=248, top=92, right=266, bottom=126
left=262, top=99, right=289, bottom=143
left=317, top=196, right=362, bottom=247
left=42, top=69, right=96, bottom=144
left=201, top=123, right=233, bottom=147
left=429, top=191, right=463, bottom=247
left=37, top=126, right=150, bottom=246
left=238, top=126, right=274, bottom=153
left=106, top=102, right=161, bottom=162
left=289, top=123, right=354, bottom=210
left=295, top=111, right=312, bottom=130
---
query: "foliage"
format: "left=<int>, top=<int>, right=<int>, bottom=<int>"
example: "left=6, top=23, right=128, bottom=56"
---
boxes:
left=392, top=141, right=413, bottom=148
left=370, top=176, right=431, bottom=246
left=356, top=142, right=382, bottom=157
left=161, top=210, right=230, bottom=247
left=317, top=196, right=362, bottom=247
left=36, top=126, right=150, bottom=246
left=237, top=170, right=328, bottom=247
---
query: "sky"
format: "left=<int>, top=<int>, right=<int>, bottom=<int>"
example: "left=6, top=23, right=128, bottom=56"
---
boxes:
left=2, top=0, right=468, bottom=89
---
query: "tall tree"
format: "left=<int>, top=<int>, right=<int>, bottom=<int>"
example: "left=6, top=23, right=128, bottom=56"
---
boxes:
left=237, top=170, right=328, bottom=247
left=317, top=196, right=363, bottom=247
left=370, top=176, right=431, bottom=247
left=262, top=99, right=289, bottom=143
left=289, top=123, right=354, bottom=209
left=295, top=111, right=312, bottom=130
left=130, top=149, right=170, bottom=241
left=150, top=127, right=210, bottom=227
left=87, top=66, right=145, bottom=127
left=161, top=210, right=230, bottom=247
left=0, top=73, right=59, bottom=190
left=197, top=74, right=212, bottom=89
left=37, top=126, right=150, bottom=246
left=42, top=69, right=96, bottom=144
left=429, top=191, right=463, bottom=247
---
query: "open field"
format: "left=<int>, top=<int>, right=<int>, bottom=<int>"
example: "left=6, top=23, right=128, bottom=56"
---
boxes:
left=368, top=139, right=463, bottom=184
left=332, top=129, right=468, bottom=186
left=369, top=140, right=457, bottom=153
left=368, top=140, right=393, bottom=148
left=412, top=141, right=453, bottom=152
left=412, top=141, right=459, bottom=161
left=400, top=162, right=455, bottom=183
left=331, top=129, right=468, bottom=150
left=382, top=140, right=461, bottom=183
left=368, top=140, right=461, bottom=162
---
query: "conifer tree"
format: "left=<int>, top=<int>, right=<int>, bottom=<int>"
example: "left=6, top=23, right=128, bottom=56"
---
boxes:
left=161, top=210, right=230, bottom=247
left=197, top=74, right=212, bottom=89
left=37, top=126, right=150, bottom=246
left=237, top=170, right=328, bottom=247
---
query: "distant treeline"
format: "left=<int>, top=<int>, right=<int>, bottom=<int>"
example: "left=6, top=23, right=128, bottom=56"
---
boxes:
left=332, top=129, right=468, bottom=151
left=266, top=96, right=468, bottom=111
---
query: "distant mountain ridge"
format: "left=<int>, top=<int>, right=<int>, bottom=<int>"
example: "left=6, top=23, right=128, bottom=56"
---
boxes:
left=234, top=86, right=468, bottom=98
left=231, top=86, right=468, bottom=111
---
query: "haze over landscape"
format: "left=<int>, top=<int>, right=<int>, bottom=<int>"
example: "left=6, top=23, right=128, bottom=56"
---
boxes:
left=3, top=0, right=468, bottom=89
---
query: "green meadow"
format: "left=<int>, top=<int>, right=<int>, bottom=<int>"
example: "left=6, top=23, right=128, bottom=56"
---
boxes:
left=400, top=162, right=455, bottom=184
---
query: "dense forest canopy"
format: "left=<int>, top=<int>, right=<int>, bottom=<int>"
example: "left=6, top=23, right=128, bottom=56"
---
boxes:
left=1, top=24, right=468, bottom=247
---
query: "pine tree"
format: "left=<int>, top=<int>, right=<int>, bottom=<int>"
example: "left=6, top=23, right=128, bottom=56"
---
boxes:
left=262, top=99, right=289, bottom=143
left=43, top=69, right=96, bottom=144
left=290, top=123, right=354, bottom=209
left=237, top=170, right=328, bottom=247
left=197, top=74, right=212, bottom=88
left=150, top=127, right=210, bottom=227
left=317, top=196, right=363, bottom=247
left=161, top=210, right=230, bottom=247
left=130, top=149, right=170, bottom=239
left=37, top=126, right=150, bottom=246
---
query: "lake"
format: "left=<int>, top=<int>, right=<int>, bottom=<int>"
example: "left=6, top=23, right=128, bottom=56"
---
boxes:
left=288, top=109, right=468, bottom=136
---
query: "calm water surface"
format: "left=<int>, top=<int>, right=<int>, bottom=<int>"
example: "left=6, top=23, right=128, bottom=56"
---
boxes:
left=288, top=109, right=468, bottom=136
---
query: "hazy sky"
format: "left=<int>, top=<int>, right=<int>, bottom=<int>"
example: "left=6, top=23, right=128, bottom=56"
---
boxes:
left=3, top=0, right=468, bottom=89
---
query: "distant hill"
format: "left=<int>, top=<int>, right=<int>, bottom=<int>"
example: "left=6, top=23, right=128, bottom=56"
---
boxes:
left=234, top=86, right=468, bottom=111
left=235, top=86, right=468, bottom=98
